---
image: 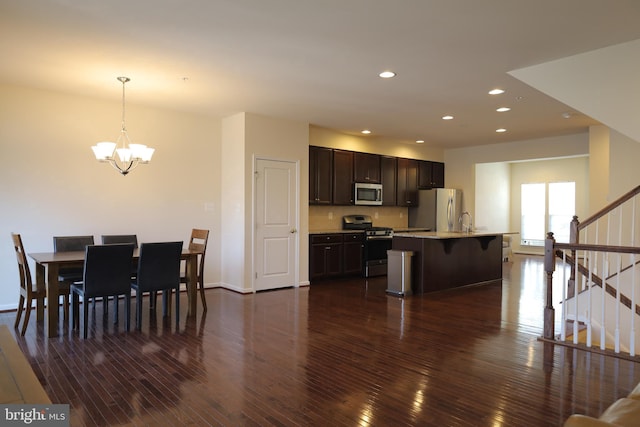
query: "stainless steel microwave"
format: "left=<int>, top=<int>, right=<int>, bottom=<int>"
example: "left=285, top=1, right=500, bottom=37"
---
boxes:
left=354, top=183, right=383, bottom=205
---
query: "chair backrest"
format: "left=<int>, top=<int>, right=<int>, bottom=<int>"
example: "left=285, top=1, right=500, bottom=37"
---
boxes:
left=188, top=229, right=209, bottom=276
left=101, top=234, right=138, bottom=248
left=53, top=235, right=95, bottom=252
left=136, top=242, right=183, bottom=292
left=82, top=244, right=134, bottom=298
left=11, top=233, right=33, bottom=293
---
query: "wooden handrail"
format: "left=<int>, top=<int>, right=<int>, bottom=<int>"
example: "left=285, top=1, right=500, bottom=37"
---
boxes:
left=577, top=184, right=640, bottom=230
left=554, top=242, right=640, bottom=255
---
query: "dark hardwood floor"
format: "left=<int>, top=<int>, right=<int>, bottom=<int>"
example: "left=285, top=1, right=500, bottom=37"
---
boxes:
left=2, top=254, right=640, bottom=426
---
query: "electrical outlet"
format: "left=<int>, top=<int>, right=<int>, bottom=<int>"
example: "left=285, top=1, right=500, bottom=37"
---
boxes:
left=374, top=212, right=379, bottom=219
left=328, top=211, right=333, bottom=220
left=400, top=212, right=403, bottom=218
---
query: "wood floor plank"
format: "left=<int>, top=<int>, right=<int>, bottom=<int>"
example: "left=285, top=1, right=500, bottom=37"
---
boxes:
left=1, top=254, right=640, bottom=426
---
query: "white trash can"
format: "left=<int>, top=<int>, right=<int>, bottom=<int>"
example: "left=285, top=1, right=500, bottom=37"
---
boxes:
left=386, top=250, right=413, bottom=297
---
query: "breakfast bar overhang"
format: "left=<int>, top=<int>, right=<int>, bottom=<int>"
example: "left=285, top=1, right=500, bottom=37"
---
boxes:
left=392, top=231, right=508, bottom=295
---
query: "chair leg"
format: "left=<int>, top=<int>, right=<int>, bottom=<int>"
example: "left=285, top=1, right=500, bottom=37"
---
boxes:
left=63, top=294, right=70, bottom=321
left=175, top=287, right=180, bottom=328
left=14, top=295, right=25, bottom=330
left=136, top=290, right=143, bottom=331
left=36, top=294, right=45, bottom=322
left=71, top=292, right=79, bottom=330
left=113, top=296, right=119, bottom=325
left=21, top=296, right=32, bottom=336
left=83, top=296, right=89, bottom=339
left=124, top=294, right=130, bottom=332
left=199, top=278, right=207, bottom=311
left=151, top=291, right=157, bottom=310
left=162, top=290, right=171, bottom=318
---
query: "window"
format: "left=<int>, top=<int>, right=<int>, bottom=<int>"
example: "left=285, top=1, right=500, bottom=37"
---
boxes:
left=521, top=183, right=546, bottom=246
left=521, top=181, right=575, bottom=246
left=549, top=182, right=575, bottom=243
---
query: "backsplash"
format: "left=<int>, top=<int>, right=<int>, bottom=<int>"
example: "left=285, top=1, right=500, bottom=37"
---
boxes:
left=309, top=205, right=408, bottom=231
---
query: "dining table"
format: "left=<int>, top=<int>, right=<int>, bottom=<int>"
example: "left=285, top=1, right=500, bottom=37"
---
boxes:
left=28, top=247, right=202, bottom=338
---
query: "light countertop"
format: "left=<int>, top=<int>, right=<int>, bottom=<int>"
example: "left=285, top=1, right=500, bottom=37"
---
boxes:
left=393, top=231, right=518, bottom=239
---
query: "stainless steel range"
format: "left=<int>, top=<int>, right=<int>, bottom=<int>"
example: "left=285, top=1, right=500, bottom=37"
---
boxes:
left=343, top=214, right=393, bottom=277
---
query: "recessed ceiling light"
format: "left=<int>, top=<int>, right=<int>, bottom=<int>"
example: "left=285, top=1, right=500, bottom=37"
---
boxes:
left=562, top=112, right=572, bottom=119
left=416, top=140, right=425, bottom=144
left=379, top=71, right=396, bottom=79
left=442, top=115, right=454, bottom=120
left=496, top=107, right=511, bottom=112
left=489, top=88, right=505, bottom=95
left=496, top=128, right=507, bottom=133
left=361, top=129, right=371, bottom=134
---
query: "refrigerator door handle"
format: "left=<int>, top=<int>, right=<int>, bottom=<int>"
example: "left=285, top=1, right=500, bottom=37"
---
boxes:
left=447, top=197, right=453, bottom=231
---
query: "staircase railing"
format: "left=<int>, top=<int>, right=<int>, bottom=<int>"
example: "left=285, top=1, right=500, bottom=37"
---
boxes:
left=543, top=185, right=640, bottom=358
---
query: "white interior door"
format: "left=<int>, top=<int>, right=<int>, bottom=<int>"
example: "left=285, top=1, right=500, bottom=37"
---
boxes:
left=255, top=158, right=298, bottom=291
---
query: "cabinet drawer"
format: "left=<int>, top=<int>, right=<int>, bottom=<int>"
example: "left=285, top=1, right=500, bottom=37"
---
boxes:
left=311, top=234, right=343, bottom=244
left=342, top=233, right=364, bottom=242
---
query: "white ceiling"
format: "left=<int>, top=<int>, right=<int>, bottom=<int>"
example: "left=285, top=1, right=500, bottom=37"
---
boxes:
left=3, top=0, right=640, bottom=148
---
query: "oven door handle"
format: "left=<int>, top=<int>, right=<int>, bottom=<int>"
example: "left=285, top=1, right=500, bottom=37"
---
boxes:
left=366, top=235, right=393, bottom=241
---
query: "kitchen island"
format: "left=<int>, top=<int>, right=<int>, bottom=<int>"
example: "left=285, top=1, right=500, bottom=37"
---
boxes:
left=392, top=231, right=509, bottom=294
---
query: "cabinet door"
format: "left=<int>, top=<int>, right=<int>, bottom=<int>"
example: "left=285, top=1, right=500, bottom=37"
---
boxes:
left=310, top=234, right=344, bottom=280
left=343, top=233, right=364, bottom=275
left=310, top=243, right=343, bottom=279
left=332, top=150, right=354, bottom=205
left=397, top=158, right=418, bottom=206
left=354, top=152, right=381, bottom=183
left=431, top=161, right=445, bottom=188
left=380, top=156, right=397, bottom=206
left=309, top=146, right=332, bottom=204
left=418, top=160, right=434, bottom=189
left=418, top=160, right=445, bottom=189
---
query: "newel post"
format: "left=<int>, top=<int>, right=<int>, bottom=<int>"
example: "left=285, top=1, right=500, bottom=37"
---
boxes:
left=543, top=232, right=556, bottom=340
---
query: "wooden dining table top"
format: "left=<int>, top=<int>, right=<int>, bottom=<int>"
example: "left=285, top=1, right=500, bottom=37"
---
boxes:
left=29, top=247, right=202, bottom=264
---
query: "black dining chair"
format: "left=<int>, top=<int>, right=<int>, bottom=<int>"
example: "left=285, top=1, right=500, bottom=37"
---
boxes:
left=102, top=234, right=139, bottom=279
left=101, top=234, right=138, bottom=247
left=131, top=242, right=183, bottom=330
left=53, top=235, right=94, bottom=319
left=71, top=243, right=135, bottom=339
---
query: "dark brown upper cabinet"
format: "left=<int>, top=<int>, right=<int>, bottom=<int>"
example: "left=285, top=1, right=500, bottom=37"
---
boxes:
left=309, top=146, right=333, bottom=205
left=397, top=158, right=418, bottom=206
left=380, top=155, right=397, bottom=206
left=418, top=160, right=445, bottom=189
left=332, top=149, right=354, bottom=205
left=354, top=152, right=381, bottom=183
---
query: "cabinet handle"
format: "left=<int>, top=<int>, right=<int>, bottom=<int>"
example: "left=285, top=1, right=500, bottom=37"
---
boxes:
left=325, top=246, right=331, bottom=250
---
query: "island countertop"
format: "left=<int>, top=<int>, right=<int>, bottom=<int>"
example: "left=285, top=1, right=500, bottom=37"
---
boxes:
left=393, top=231, right=517, bottom=239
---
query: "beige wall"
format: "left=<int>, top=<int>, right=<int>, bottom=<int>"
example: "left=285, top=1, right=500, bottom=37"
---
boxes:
left=245, top=113, right=310, bottom=288
left=444, top=132, right=590, bottom=218
left=509, top=156, right=589, bottom=254
left=0, top=84, right=221, bottom=309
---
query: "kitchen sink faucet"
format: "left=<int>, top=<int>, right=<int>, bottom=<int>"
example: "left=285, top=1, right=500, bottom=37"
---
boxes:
left=459, top=211, right=473, bottom=233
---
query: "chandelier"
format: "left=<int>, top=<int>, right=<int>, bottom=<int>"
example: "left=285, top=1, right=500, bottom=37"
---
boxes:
left=91, top=77, right=154, bottom=175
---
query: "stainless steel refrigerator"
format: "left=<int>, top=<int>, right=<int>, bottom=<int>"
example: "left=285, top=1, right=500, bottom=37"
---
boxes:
left=408, top=188, right=463, bottom=232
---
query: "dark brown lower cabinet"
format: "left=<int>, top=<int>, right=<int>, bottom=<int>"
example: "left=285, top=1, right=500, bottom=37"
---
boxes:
left=310, top=234, right=343, bottom=281
left=342, top=233, right=364, bottom=275
left=310, top=233, right=364, bottom=281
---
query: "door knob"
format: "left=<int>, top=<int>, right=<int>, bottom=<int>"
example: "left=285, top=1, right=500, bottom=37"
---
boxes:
left=290, top=228, right=297, bottom=234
